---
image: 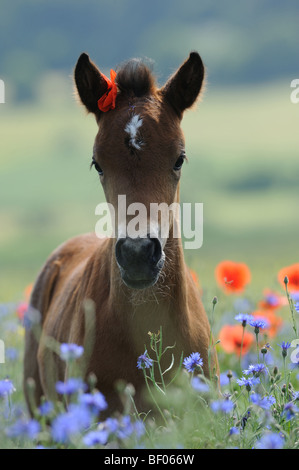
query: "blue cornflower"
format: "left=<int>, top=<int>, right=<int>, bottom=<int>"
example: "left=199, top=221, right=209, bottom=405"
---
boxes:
left=243, top=363, right=267, bottom=377
left=134, top=420, right=146, bottom=439
left=55, top=377, right=87, bottom=395
left=23, top=306, right=41, bottom=330
left=240, top=410, right=251, bottom=430
left=5, top=348, right=19, bottom=361
left=0, top=379, right=16, bottom=398
left=60, top=343, right=84, bottom=361
left=295, top=303, right=299, bottom=313
left=229, top=426, right=240, bottom=436
left=282, top=402, right=299, bottom=421
left=264, top=293, right=280, bottom=307
left=137, top=350, right=153, bottom=370
left=235, top=313, right=254, bottom=327
left=250, top=393, right=276, bottom=410
left=255, top=432, right=284, bottom=449
left=183, top=352, right=203, bottom=373
left=6, top=418, right=40, bottom=440
left=220, top=370, right=236, bottom=387
left=278, top=341, right=291, bottom=358
left=210, top=399, right=234, bottom=414
left=114, top=415, right=145, bottom=440
left=39, top=401, right=54, bottom=416
left=191, top=376, right=210, bottom=393
left=219, top=373, right=229, bottom=387
left=104, top=417, right=119, bottom=434
left=51, top=404, right=92, bottom=443
left=79, top=392, right=108, bottom=414
left=116, top=415, right=134, bottom=439
left=278, top=341, right=291, bottom=351
left=83, top=429, right=108, bottom=447
left=249, top=318, right=269, bottom=333
left=237, top=376, right=260, bottom=390
left=95, top=415, right=145, bottom=443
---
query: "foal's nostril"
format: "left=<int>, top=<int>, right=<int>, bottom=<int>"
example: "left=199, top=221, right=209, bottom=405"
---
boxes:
left=149, top=235, right=162, bottom=265
left=115, top=238, right=126, bottom=268
left=115, top=236, right=162, bottom=270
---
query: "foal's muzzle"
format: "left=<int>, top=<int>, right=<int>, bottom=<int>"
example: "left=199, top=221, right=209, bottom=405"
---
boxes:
left=115, top=235, right=164, bottom=289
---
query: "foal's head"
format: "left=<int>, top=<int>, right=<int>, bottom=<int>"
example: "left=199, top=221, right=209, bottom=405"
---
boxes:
left=74, top=52, right=204, bottom=289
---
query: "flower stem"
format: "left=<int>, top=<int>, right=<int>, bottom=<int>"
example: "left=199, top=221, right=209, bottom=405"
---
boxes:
left=285, top=281, right=298, bottom=338
left=239, top=326, right=245, bottom=371
left=283, top=356, right=287, bottom=394
left=143, top=370, right=168, bottom=426
left=154, top=342, right=166, bottom=392
left=255, top=333, right=259, bottom=363
left=208, top=297, right=217, bottom=382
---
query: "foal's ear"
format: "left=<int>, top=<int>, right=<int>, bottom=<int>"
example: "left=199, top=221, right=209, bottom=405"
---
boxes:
left=74, top=53, right=107, bottom=115
left=161, top=52, right=205, bottom=118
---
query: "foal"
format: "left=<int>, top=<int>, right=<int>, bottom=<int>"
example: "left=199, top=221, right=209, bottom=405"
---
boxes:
left=24, top=52, right=218, bottom=414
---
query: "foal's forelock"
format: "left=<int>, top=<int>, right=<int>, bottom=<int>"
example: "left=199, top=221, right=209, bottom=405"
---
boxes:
left=115, top=62, right=161, bottom=153
left=115, top=59, right=156, bottom=98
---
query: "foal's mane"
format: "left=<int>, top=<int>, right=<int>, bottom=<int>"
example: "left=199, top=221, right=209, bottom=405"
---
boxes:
left=116, top=59, right=156, bottom=98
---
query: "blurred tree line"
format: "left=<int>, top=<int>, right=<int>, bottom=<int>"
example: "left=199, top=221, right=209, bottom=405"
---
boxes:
left=0, top=0, right=298, bottom=102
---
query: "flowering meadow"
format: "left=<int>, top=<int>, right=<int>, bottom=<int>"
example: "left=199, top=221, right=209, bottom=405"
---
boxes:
left=0, top=262, right=299, bottom=449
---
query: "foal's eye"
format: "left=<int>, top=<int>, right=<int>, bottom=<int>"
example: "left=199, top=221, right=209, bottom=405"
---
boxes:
left=173, top=154, right=186, bottom=171
left=91, top=158, right=103, bottom=176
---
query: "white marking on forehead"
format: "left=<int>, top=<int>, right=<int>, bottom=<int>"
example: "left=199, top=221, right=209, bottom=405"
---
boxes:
left=125, top=114, right=143, bottom=150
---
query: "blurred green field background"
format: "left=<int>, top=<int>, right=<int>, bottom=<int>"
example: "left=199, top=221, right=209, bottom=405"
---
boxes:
left=0, top=78, right=298, bottom=304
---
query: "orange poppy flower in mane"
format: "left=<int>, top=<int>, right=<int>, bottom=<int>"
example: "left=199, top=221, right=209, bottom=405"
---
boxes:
left=215, top=260, right=251, bottom=294
left=278, top=263, right=299, bottom=293
left=97, top=69, right=118, bottom=113
left=218, top=324, right=254, bottom=356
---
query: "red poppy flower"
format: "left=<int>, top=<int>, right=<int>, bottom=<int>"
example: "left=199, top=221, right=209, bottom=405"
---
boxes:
left=252, top=310, right=283, bottom=338
left=215, top=260, right=251, bottom=294
left=16, top=302, right=28, bottom=321
left=278, top=263, right=299, bottom=293
left=218, top=324, right=254, bottom=356
left=16, top=283, right=33, bottom=321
